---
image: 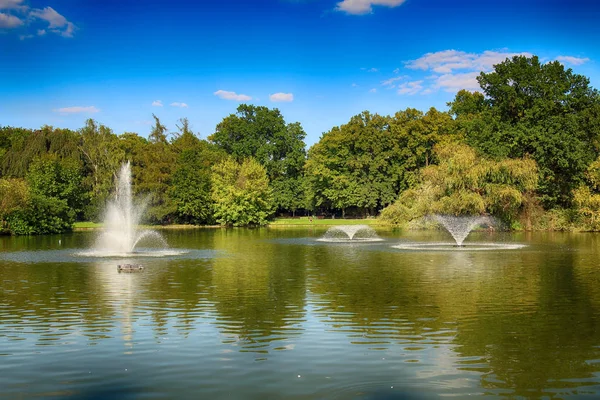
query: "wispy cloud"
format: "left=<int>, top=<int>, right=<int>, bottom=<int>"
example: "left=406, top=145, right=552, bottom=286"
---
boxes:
left=0, top=2, right=76, bottom=37
left=0, top=12, right=22, bottom=27
left=53, top=106, right=99, bottom=114
left=397, top=80, right=423, bottom=95
left=336, top=0, right=406, bottom=15
left=556, top=56, right=590, bottom=66
left=170, top=102, right=188, bottom=108
left=369, top=88, right=377, bottom=93
left=396, top=49, right=534, bottom=94
left=406, top=49, right=533, bottom=74
left=381, top=76, right=403, bottom=87
left=214, top=90, right=252, bottom=101
left=30, top=6, right=76, bottom=37
left=152, top=100, right=163, bottom=107
left=269, top=92, right=294, bottom=102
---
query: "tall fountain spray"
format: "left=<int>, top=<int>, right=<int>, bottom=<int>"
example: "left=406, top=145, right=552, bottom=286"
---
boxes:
left=94, top=162, right=167, bottom=255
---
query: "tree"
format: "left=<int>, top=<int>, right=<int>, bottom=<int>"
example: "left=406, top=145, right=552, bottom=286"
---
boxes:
left=134, top=116, right=176, bottom=223
left=5, top=156, right=84, bottom=234
left=573, top=156, right=600, bottom=230
left=450, top=55, right=600, bottom=207
left=79, top=119, right=124, bottom=219
left=305, top=110, right=457, bottom=217
left=380, top=143, right=539, bottom=228
left=211, top=157, right=272, bottom=226
left=170, top=121, right=224, bottom=224
left=0, top=178, right=29, bottom=233
left=209, top=105, right=307, bottom=214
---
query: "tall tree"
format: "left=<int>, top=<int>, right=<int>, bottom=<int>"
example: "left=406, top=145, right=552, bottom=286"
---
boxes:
left=79, top=119, right=124, bottom=219
left=449, top=55, right=600, bottom=207
left=305, top=110, right=457, bottom=217
left=209, top=105, right=307, bottom=214
left=170, top=121, right=224, bottom=224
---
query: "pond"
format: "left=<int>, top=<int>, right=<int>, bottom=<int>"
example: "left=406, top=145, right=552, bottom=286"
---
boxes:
left=1, top=227, right=599, bottom=399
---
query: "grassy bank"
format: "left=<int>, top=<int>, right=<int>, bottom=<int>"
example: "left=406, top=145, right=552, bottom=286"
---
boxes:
left=269, top=217, right=380, bottom=226
left=73, top=218, right=381, bottom=230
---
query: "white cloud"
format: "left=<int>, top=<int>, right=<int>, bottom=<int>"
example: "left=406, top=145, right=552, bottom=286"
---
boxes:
left=29, top=6, right=76, bottom=37
left=53, top=106, right=100, bottom=114
left=402, top=49, right=534, bottom=95
left=214, top=90, right=252, bottom=101
left=170, top=102, right=188, bottom=108
left=30, top=6, right=65, bottom=27
left=433, top=71, right=481, bottom=92
left=152, top=100, right=163, bottom=107
left=18, top=33, right=32, bottom=39
left=397, top=80, right=423, bottom=95
left=0, top=11, right=22, bottom=27
left=406, top=49, right=532, bottom=74
left=367, top=67, right=378, bottom=72
left=0, top=0, right=26, bottom=10
left=336, top=0, right=406, bottom=15
left=556, top=56, right=590, bottom=66
left=369, top=88, right=377, bottom=93
left=393, top=68, right=400, bottom=74
left=351, top=83, right=358, bottom=87
left=37, top=28, right=45, bottom=35
left=269, top=92, right=294, bottom=102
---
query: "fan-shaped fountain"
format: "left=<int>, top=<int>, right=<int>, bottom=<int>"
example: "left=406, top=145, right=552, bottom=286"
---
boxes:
left=317, top=225, right=383, bottom=242
left=392, top=215, right=526, bottom=251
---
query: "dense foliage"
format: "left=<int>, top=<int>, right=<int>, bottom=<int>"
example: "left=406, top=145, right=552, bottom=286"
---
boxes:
left=1, top=55, right=599, bottom=233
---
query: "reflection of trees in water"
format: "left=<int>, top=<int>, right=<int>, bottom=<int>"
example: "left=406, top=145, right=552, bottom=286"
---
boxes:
left=451, top=247, right=600, bottom=397
left=308, top=242, right=600, bottom=396
left=208, top=228, right=307, bottom=354
left=0, top=262, right=117, bottom=344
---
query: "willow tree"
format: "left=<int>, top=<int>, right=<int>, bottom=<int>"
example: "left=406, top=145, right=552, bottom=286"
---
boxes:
left=380, top=143, right=539, bottom=228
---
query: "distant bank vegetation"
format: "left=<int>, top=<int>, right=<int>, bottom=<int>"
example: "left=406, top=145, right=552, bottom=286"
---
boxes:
left=2, top=55, right=600, bottom=234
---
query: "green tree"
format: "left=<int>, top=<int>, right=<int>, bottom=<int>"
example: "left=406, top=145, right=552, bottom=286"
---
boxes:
left=449, top=55, right=600, bottom=207
left=305, top=110, right=457, bottom=217
left=6, top=156, right=84, bottom=234
left=0, top=178, right=29, bottom=233
left=134, top=116, right=176, bottom=224
left=209, top=105, right=307, bottom=214
left=79, top=119, right=124, bottom=219
left=211, top=157, right=272, bottom=226
left=380, top=143, right=539, bottom=228
left=170, top=120, right=224, bottom=224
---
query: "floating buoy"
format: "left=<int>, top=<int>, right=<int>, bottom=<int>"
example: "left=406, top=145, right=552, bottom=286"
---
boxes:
left=117, top=264, right=144, bottom=273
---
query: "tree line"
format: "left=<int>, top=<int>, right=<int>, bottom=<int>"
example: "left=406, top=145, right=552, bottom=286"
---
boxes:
left=2, top=55, right=600, bottom=234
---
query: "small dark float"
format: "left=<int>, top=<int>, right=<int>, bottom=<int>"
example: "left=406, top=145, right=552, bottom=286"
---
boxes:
left=117, top=264, right=144, bottom=273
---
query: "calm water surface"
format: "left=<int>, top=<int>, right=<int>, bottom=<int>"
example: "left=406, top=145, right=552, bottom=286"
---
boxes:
left=1, top=228, right=599, bottom=399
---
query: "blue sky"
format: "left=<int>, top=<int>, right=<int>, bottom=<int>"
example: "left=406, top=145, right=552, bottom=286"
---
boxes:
left=1, top=0, right=599, bottom=145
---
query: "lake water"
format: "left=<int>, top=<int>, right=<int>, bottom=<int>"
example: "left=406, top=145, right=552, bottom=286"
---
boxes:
left=1, top=227, right=599, bottom=399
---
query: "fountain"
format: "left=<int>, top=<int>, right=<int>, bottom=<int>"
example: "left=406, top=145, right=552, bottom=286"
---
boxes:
left=84, top=162, right=175, bottom=257
left=392, top=215, right=526, bottom=251
left=317, top=225, right=383, bottom=242
left=434, top=215, right=490, bottom=247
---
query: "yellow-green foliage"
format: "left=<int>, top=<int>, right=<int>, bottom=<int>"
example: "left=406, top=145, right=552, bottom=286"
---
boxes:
left=380, top=143, right=539, bottom=226
left=573, top=158, right=600, bottom=230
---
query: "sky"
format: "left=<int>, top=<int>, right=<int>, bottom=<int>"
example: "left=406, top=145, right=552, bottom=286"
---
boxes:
left=1, top=0, right=599, bottom=146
